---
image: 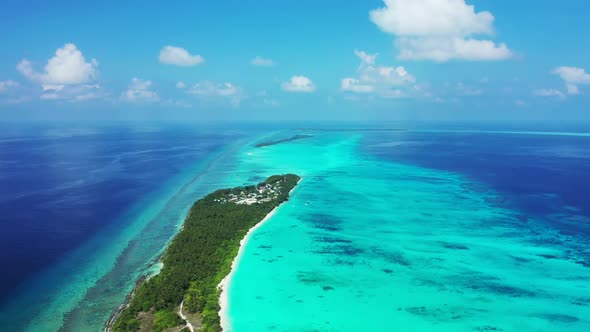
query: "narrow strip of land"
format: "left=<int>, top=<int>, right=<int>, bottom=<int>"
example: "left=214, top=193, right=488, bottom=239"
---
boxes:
left=254, top=134, right=312, bottom=147
left=108, top=174, right=300, bottom=332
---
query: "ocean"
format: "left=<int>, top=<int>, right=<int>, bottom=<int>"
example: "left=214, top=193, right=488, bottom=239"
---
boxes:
left=0, top=125, right=589, bottom=331
left=0, top=125, right=249, bottom=331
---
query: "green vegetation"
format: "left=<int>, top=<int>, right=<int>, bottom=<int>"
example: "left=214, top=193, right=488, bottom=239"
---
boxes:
left=152, top=310, right=184, bottom=332
left=111, top=174, right=300, bottom=332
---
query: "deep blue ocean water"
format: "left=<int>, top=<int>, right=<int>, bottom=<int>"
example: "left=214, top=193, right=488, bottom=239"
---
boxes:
left=0, top=125, right=243, bottom=304
left=362, top=130, right=590, bottom=243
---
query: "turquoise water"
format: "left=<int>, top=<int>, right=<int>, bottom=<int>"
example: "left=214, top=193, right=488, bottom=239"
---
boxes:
left=226, top=132, right=590, bottom=331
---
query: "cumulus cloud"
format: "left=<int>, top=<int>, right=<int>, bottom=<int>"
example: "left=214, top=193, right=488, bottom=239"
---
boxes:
left=188, top=82, right=240, bottom=97
left=176, top=81, right=186, bottom=89
left=281, top=76, right=315, bottom=93
left=159, top=46, right=204, bottom=66
left=17, top=43, right=98, bottom=87
left=370, top=0, right=512, bottom=62
left=370, top=0, right=494, bottom=36
left=16, top=43, right=102, bottom=101
left=253, top=90, right=280, bottom=107
left=122, top=78, right=159, bottom=102
left=341, top=78, right=375, bottom=93
left=0, top=80, right=19, bottom=93
left=534, top=66, right=590, bottom=99
left=353, top=50, right=378, bottom=66
left=341, top=50, right=416, bottom=97
left=396, top=37, right=511, bottom=62
left=552, top=66, right=590, bottom=95
left=251, top=56, right=275, bottom=67
left=40, top=84, right=103, bottom=102
left=15, top=61, right=35, bottom=81
left=186, top=81, right=243, bottom=106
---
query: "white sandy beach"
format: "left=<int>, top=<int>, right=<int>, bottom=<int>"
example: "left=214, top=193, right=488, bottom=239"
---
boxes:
left=217, top=207, right=278, bottom=331
left=218, top=179, right=301, bottom=331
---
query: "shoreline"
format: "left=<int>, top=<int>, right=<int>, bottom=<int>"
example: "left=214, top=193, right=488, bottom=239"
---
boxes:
left=217, top=208, right=278, bottom=331
left=104, top=275, right=146, bottom=332
left=104, top=260, right=163, bottom=331
left=217, top=179, right=301, bottom=331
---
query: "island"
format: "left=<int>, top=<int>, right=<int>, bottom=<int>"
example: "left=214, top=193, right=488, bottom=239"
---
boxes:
left=254, top=134, right=312, bottom=148
left=108, top=174, right=300, bottom=332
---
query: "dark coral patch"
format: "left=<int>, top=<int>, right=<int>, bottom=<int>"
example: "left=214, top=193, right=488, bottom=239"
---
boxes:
left=296, top=271, right=326, bottom=285
left=315, top=236, right=353, bottom=244
left=571, top=297, right=590, bottom=306
left=534, top=313, right=579, bottom=323
left=301, top=213, right=343, bottom=232
left=441, top=242, right=470, bottom=250
left=313, top=244, right=364, bottom=257
left=372, top=248, right=411, bottom=266
left=474, top=326, right=504, bottom=331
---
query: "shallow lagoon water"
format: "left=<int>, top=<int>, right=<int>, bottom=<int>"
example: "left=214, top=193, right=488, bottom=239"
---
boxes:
left=227, top=132, right=590, bottom=331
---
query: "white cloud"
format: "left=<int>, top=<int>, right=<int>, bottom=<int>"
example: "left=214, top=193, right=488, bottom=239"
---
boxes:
left=281, top=75, right=315, bottom=93
left=16, top=43, right=102, bottom=101
left=255, top=90, right=280, bottom=107
left=341, top=50, right=416, bottom=97
left=533, top=88, right=566, bottom=99
left=161, top=99, right=192, bottom=108
left=353, top=50, right=377, bottom=66
left=17, top=43, right=98, bottom=86
left=341, top=78, right=375, bottom=93
left=565, top=84, right=579, bottom=95
left=188, top=81, right=240, bottom=97
left=552, top=66, right=590, bottom=95
left=122, top=78, right=159, bottom=102
left=396, top=37, right=511, bottom=62
left=370, top=0, right=494, bottom=36
left=176, top=81, right=186, bottom=89
left=0, top=80, right=19, bottom=93
left=370, top=0, right=512, bottom=62
left=35, top=83, right=103, bottom=102
left=186, top=81, right=243, bottom=106
left=159, top=46, right=204, bottom=66
left=534, top=66, right=590, bottom=99
left=251, top=56, right=275, bottom=67
left=16, top=60, right=36, bottom=81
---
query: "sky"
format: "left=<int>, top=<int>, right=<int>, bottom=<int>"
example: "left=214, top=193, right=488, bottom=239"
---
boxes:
left=0, top=0, right=589, bottom=124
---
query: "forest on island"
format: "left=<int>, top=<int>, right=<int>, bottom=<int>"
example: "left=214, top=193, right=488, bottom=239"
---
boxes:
left=111, top=174, right=300, bottom=332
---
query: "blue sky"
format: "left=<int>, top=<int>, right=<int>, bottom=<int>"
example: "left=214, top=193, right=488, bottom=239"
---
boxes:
left=0, top=0, right=589, bottom=124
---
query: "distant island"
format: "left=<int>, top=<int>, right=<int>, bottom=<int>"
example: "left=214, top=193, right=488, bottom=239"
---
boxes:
left=108, top=174, right=300, bottom=332
left=254, top=134, right=312, bottom=148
